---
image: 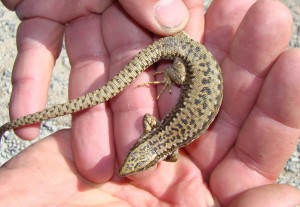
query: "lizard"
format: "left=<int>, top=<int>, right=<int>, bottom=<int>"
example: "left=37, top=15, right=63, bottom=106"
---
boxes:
left=0, top=31, right=223, bottom=176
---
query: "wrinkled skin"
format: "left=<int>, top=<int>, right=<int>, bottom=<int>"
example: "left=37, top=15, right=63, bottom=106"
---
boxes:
left=1, top=0, right=300, bottom=206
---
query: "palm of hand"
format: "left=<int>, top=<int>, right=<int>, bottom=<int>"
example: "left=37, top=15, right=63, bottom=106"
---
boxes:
left=2, top=130, right=213, bottom=206
left=1, top=0, right=300, bottom=206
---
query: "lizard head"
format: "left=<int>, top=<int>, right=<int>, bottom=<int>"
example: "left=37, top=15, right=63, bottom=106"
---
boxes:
left=119, top=141, right=159, bottom=176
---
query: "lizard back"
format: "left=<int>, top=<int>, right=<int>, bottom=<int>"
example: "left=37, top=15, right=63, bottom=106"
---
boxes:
left=119, top=32, right=223, bottom=175
left=0, top=32, right=223, bottom=177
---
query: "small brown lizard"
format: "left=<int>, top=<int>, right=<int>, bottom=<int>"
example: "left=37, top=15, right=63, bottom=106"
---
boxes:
left=0, top=31, right=223, bottom=176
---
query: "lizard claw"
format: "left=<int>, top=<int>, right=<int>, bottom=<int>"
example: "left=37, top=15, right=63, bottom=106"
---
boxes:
left=138, top=70, right=173, bottom=99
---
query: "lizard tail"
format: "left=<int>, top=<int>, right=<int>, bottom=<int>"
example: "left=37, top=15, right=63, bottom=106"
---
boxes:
left=0, top=32, right=188, bottom=139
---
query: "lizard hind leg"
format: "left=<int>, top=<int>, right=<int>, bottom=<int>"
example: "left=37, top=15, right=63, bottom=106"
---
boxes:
left=138, top=57, right=187, bottom=99
left=138, top=70, right=172, bottom=99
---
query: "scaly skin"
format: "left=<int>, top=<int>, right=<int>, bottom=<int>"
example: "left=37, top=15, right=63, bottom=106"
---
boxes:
left=119, top=32, right=223, bottom=176
left=0, top=32, right=223, bottom=176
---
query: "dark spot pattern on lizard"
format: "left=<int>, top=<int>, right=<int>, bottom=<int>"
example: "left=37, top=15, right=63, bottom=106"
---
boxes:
left=0, top=32, right=223, bottom=177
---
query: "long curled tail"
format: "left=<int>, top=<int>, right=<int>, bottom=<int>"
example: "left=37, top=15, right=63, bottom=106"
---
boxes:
left=0, top=32, right=188, bottom=139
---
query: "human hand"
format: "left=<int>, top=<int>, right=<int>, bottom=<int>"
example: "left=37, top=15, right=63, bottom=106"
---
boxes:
left=2, top=0, right=300, bottom=206
left=1, top=0, right=190, bottom=181
left=0, top=130, right=299, bottom=206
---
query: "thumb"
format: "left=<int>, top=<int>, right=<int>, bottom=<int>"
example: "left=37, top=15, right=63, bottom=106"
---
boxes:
left=119, top=0, right=189, bottom=35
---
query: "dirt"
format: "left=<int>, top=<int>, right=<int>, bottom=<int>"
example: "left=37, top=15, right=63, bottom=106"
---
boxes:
left=0, top=0, right=299, bottom=189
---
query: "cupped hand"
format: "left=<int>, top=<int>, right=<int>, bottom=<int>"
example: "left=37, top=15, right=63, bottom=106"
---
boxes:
left=0, top=129, right=299, bottom=206
left=2, top=0, right=191, bottom=182
left=1, top=0, right=300, bottom=206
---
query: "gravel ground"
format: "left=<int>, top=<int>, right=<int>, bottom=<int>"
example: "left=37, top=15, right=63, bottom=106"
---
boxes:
left=0, top=0, right=299, bottom=189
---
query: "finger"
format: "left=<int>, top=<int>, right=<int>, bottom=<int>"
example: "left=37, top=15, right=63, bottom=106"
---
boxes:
left=10, top=18, right=64, bottom=140
left=156, top=0, right=205, bottom=117
left=204, top=0, right=256, bottom=62
left=119, top=0, right=190, bottom=35
left=65, top=14, right=114, bottom=183
left=101, top=4, right=159, bottom=177
left=186, top=0, right=293, bottom=177
left=210, top=49, right=300, bottom=205
left=0, top=130, right=76, bottom=206
left=222, top=0, right=292, bottom=125
left=4, top=0, right=114, bottom=21
left=229, top=184, right=300, bottom=207
left=1, top=0, right=21, bottom=10
left=0, top=129, right=112, bottom=206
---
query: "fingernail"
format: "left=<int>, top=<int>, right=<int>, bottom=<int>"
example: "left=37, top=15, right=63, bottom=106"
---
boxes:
left=155, top=0, right=189, bottom=31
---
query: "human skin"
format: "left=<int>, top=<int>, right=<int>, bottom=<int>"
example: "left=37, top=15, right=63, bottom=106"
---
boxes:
left=0, top=0, right=300, bottom=206
left=0, top=130, right=300, bottom=206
